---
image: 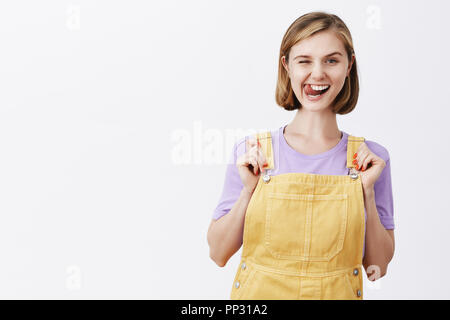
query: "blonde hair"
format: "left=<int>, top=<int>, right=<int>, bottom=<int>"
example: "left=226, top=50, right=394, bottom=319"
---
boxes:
left=275, top=12, right=359, bottom=114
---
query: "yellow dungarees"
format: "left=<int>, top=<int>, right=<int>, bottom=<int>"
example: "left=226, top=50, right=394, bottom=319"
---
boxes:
left=230, top=131, right=366, bottom=300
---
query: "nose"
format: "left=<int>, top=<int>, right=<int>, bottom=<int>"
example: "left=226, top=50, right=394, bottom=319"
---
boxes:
left=310, top=62, right=326, bottom=81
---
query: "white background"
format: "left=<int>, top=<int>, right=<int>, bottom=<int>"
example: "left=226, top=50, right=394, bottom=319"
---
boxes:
left=0, top=0, right=448, bottom=299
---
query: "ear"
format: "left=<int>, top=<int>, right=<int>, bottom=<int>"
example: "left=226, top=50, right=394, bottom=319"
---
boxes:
left=281, top=56, right=290, bottom=74
left=347, top=54, right=355, bottom=77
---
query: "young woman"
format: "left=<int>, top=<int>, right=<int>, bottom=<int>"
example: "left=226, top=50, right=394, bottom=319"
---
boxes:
left=207, top=12, right=395, bottom=300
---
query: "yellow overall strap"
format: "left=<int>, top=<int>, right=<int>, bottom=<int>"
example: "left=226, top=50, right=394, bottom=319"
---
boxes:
left=254, top=132, right=364, bottom=170
left=346, top=135, right=365, bottom=169
left=255, top=131, right=274, bottom=170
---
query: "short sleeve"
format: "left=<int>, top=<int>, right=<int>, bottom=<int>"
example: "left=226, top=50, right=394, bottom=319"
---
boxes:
left=372, top=148, right=395, bottom=230
left=211, top=138, right=247, bottom=220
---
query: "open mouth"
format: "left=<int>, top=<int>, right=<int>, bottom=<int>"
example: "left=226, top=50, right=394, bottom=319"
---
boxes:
left=304, top=84, right=331, bottom=98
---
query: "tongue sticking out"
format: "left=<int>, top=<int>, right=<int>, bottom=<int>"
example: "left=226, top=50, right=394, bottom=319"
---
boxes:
left=304, top=84, right=327, bottom=96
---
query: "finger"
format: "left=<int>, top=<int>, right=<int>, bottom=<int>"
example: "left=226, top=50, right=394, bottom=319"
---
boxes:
left=257, top=137, right=261, bottom=149
left=361, top=154, right=375, bottom=171
left=236, top=152, right=256, bottom=171
left=243, top=153, right=258, bottom=174
left=356, top=151, right=370, bottom=170
left=357, top=142, right=368, bottom=153
left=247, top=145, right=259, bottom=160
left=257, top=148, right=267, bottom=172
left=248, top=155, right=259, bottom=175
left=354, top=150, right=362, bottom=169
left=236, top=152, right=250, bottom=167
left=246, top=136, right=258, bottom=151
left=251, top=148, right=266, bottom=174
left=249, top=145, right=267, bottom=173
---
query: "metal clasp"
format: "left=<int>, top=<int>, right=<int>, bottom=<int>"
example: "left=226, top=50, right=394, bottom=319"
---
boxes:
left=348, top=167, right=359, bottom=180
left=262, top=169, right=271, bottom=183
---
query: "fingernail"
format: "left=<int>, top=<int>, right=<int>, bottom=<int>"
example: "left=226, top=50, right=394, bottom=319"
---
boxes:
left=263, top=162, right=268, bottom=168
left=353, top=153, right=357, bottom=159
left=352, top=159, right=357, bottom=164
left=356, top=164, right=359, bottom=170
left=362, top=167, right=365, bottom=172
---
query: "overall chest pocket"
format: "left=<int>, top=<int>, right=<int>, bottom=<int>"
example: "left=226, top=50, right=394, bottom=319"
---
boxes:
left=264, top=193, right=348, bottom=261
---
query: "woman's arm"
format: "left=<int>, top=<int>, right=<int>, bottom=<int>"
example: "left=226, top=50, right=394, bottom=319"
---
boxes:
left=207, top=136, right=266, bottom=267
left=362, top=187, right=395, bottom=280
left=354, top=142, right=395, bottom=280
left=207, top=188, right=253, bottom=267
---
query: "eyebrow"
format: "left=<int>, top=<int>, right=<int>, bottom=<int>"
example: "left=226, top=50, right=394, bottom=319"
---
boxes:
left=293, top=51, right=343, bottom=60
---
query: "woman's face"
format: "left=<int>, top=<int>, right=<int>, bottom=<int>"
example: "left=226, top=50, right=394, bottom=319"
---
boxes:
left=282, top=29, right=355, bottom=112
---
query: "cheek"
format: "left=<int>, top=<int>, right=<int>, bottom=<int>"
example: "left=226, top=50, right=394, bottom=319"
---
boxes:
left=289, top=70, right=308, bottom=88
left=329, top=71, right=348, bottom=90
left=331, top=77, right=345, bottom=90
left=290, top=77, right=306, bottom=97
left=330, top=66, right=348, bottom=81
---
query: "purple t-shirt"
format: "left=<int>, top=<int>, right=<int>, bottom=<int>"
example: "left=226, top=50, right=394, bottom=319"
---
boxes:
left=212, top=124, right=395, bottom=259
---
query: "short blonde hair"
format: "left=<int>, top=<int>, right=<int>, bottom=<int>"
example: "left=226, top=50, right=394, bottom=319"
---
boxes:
left=275, top=12, right=359, bottom=114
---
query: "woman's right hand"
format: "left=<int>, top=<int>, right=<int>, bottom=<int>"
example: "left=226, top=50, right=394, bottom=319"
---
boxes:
left=236, top=136, right=267, bottom=195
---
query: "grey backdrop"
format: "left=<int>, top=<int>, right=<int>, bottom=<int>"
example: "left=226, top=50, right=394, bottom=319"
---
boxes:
left=0, top=0, right=448, bottom=299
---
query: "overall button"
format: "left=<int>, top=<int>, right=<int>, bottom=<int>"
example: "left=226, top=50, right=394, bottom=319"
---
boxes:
left=353, top=268, right=359, bottom=276
left=356, top=289, right=361, bottom=297
left=350, top=173, right=358, bottom=180
left=235, top=281, right=240, bottom=289
left=241, top=262, right=246, bottom=270
left=262, top=174, right=271, bottom=183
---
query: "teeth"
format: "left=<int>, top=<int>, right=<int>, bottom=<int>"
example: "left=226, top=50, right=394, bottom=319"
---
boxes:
left=311, top=85, right=330, bottom=91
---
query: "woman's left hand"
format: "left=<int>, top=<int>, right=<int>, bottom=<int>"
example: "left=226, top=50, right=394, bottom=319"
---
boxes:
left=353, top=142, right=386, bottom=192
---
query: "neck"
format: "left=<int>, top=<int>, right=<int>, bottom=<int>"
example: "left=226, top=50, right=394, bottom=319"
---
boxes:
left=286, top=107, right=341, bottom=140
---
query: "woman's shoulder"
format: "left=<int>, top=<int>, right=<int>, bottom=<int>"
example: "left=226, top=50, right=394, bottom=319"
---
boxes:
left=358, top=136, right=390, bottom=162
left=232, top=127, right=280, bottom=158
